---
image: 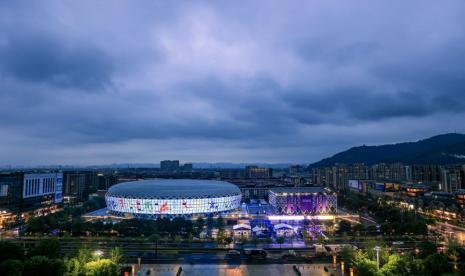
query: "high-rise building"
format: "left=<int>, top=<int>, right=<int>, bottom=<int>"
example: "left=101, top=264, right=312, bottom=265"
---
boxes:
left=245, top=166, right=271, bottom=179
left=22, top=172, right=63, bottom=211
left=0, top=172, right=63, bottom=227
left=0, top=173, right=23, bottom=227
left=160, top=160, right=180, bottom=171
left=440, top=166, right=463, bottom=193
left=181, top=163, right=193, bottom=171
left=219, top=169, right=246, bottom=179
left=63, top=172, right=87, bottom=203
left=95, top=173, right=118, bottom=190
left=411, top=165, right=442, bottom=183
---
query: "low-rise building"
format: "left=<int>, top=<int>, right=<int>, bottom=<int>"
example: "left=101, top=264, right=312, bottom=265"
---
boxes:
left=232, top=223, right=251, bottom=239
left=274, top=223, right=295, bottom=237
left=268, top=187, right=337, bottom=215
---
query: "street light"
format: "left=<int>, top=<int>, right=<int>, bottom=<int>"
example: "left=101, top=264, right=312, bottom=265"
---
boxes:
left=93, top=250, right=104, bottom=259
left=373, top=246, right=381, bottom=270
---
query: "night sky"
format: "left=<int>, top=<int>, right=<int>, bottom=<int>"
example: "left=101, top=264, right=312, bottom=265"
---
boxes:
left=1, top=1, right=464, bottom=165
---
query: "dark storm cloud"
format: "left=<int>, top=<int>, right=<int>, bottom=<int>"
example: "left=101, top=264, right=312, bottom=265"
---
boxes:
left=0, top=0, right=465, bottom=165
left=284, top=87, right=465, bottom=123
left=0, top=33, right=113, bottom=90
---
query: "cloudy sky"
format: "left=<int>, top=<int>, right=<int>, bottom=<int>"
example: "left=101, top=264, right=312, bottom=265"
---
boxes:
left=1, top=1, right=465, bottom=166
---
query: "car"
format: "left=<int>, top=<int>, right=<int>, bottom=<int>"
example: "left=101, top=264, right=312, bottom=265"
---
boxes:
left=284, top=250, right=297, bottom=256
left=282, top=250, right=297, bottom=259
left=227, top=250, right=241, bottom=256
left=244, top=249, right=267, bottom=259
left=303, top=253, right=314, bottom=261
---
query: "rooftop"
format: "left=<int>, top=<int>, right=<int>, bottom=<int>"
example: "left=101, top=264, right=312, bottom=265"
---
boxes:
left=269, top=186, right=333, bottom=194
left=106, top=179, right=241, bottom=199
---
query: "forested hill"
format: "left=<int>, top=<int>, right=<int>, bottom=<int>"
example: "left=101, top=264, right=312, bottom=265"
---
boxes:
left=310, top=133, right=465, bottom=168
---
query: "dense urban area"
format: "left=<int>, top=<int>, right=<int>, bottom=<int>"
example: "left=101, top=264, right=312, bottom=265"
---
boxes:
left=3, top=0, right=465, bottom=274
left=0, top=159, right=464, bottom=275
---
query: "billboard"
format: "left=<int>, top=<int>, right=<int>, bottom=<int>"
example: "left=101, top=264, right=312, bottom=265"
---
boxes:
left=348, top=180, right=361, bottom=191
left=374, top=182, right=385, bottom=191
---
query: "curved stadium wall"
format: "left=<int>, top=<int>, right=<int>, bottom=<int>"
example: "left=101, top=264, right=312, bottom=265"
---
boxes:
left=105, top=179, right=242, bottom=218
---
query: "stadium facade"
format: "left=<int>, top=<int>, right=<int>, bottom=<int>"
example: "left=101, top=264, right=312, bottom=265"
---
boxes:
left=268, top=187, right=337, bottom=215
left=105, top=179, right=242, bottom=218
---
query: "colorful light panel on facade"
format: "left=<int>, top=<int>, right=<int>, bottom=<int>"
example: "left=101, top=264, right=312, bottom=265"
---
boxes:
left=105, top=195, right=242, bottom=215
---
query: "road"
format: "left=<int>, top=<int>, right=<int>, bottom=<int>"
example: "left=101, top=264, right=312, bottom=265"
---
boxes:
left=124, top=248, right=330, bottom=264
left=138, top=263, right=336, bottom=276
left=430, top=221, right=465, bottom=245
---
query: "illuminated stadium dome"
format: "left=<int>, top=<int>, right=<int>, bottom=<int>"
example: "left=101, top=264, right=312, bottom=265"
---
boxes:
left=105, top=179, right=242, bottom=218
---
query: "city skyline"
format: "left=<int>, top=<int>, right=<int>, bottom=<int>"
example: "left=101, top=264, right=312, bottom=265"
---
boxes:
left=1, top=1, right=465, bottom=165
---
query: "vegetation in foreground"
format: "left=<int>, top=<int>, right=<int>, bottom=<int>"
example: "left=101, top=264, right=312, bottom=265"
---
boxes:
left=341, top=240, right=465, bottom=276
left=0, top=240, right=122, bottom=276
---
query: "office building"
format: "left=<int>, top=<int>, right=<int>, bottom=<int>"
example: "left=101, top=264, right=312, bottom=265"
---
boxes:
left=160, top=160, right=180, bottom=171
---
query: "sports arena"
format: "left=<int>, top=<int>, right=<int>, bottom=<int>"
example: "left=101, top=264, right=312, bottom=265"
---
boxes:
left=105, top=179, right=242, bottom=218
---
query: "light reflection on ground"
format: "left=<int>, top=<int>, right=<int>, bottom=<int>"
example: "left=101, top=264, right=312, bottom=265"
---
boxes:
left=141, top=263, right=334, bottom=276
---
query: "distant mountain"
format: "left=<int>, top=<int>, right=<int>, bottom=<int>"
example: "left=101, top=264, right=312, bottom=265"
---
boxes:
left=310, top=133, right=465, bottom=168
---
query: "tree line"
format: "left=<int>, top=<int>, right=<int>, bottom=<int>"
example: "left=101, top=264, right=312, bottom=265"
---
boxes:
left=339, top=191, right=431, bottom=235
left=0, top=240, right=122, bottom=276
left=341, top=240, right=465, bottom=276
left=25, top=201, right=226, bottom=240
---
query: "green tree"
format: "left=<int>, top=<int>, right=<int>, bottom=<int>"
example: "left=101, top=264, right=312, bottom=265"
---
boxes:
left=206, top=216, right=215, bottom=230
left=64, top=247, right=123, bottom=276
left=365, top=240, right=389, bottom=265
left=216, top=216, right=225, bottom=231
left=29, top=239, right=61, bottom=259
left=84, top=259, right=119, bottom=276
left=23, top=256, right=64, bottom=276
left=423, top=253, right=452, bottom=276
left=417, top=241, right=437, bottom=259
left=64, top=257, right=82, bottom=276
left=352, top=223, right=365, bottom=235
left=0, top=259, right=23, bottom=276
left=341, top=245, right=356, bottom=263
left=379, top=254, right=411, bottom=276
left=148, top=233, right=161, bottom=242
left=353, top=255, right=377, bottom=276
left=276, top=237, right=285, bottom=248
left=446, top=240, right=462, bottom=272
left=356, top=261, right=377, bottom=276
left=0, top=241, right=24, bottom=262
left=338, top=220, right=352, bottom=234
left=174, top=235, right=183, bottom=243
left=77, top=248, right=94, bottom=266
left=83, top=197, right=106, bottom=212
left=399, top=255, right=425, bottom=276
left=109, top=247, right=123, bottom=265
